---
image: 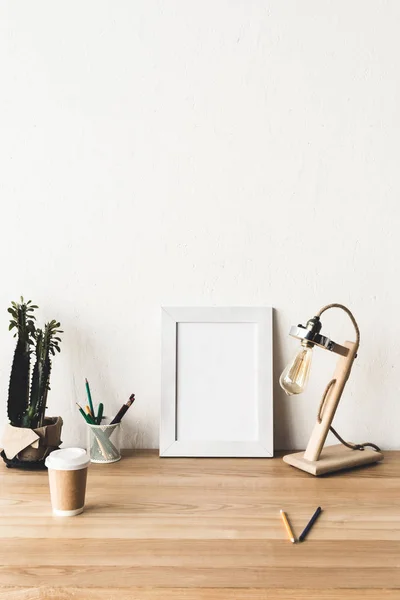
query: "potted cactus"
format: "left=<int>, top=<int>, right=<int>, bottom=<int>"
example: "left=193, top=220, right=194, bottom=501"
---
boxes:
left=1, top=298, right=63, bottom=468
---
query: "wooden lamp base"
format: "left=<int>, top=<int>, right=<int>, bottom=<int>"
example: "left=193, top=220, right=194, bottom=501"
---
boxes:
left=283, top=444, right=383, bottom=476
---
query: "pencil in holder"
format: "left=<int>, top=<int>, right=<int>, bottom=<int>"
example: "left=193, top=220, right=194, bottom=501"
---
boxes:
left=87, top=421, right=121, bottom=463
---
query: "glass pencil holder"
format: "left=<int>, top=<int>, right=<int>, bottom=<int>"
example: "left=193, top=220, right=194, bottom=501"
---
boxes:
left=86, top=421, right=121, bottom=464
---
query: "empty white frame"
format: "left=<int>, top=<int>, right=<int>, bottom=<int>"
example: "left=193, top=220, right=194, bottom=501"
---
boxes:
left=160, top=307, right=273, bottom=457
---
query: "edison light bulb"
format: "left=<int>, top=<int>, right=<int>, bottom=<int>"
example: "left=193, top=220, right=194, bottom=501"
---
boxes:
left=279, top=345, right=313, bottom=396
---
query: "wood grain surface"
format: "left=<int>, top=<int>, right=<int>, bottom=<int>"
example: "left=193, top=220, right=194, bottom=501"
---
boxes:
left=1, top=450, right=399, bottom=598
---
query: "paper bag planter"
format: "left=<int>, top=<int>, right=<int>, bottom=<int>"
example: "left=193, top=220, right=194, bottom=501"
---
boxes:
left=1, top=416, right=63, bottom=468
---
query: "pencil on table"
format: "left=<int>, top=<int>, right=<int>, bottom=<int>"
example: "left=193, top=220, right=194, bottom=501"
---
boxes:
left=299, top=507, right=322, bottom=542
left=280, top=509, right=296, bottom=543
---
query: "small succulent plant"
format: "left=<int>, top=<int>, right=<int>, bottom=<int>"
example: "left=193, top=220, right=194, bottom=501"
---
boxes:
left=7, top=297, right=62, bottom=429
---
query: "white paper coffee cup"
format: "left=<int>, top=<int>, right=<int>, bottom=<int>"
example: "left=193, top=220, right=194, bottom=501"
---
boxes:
left=45, top=448, right=90, bottom=516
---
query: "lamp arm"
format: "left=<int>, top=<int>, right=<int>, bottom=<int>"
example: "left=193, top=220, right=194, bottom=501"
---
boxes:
left=313, top=303, right=380, bottom=454
left=316, top=303, right=360, bottom=351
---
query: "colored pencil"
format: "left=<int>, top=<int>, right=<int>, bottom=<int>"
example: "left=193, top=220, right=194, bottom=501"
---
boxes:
left=76, top=402, right=91, bottom=424
left=85, top=378, right=95, bottom=420
left=76, top=402, right=95, bottom=425
left=280, top=510, right=296, bottom=543
left=96, top=402, right=104, bottom=425
left=299, top=507, right=322, bottom=542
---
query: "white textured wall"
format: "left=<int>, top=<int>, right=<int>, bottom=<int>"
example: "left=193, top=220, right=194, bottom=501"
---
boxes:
left=1, top=1, right=399, bottom=451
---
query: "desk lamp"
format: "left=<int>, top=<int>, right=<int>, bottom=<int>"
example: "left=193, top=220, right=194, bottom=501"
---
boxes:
left=280, top=303, right=383, bottom=476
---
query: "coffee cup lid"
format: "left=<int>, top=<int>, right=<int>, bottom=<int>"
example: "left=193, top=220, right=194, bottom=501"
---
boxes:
left=45, top=448, right=90, bottom=471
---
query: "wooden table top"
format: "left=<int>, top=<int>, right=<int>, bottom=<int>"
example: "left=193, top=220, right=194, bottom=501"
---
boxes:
left=1, top=449, right=399, bottom=599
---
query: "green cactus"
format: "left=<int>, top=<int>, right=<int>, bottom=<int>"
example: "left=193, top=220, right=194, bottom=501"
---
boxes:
left=7, top=298, right=62, bottom=429
left=7, top=298, right=37, bottom=426
left=27, top=321, right=62, bottom=428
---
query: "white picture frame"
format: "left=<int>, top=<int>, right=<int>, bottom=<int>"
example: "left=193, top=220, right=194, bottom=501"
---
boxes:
left=160, top=307, right=273, bottom=457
